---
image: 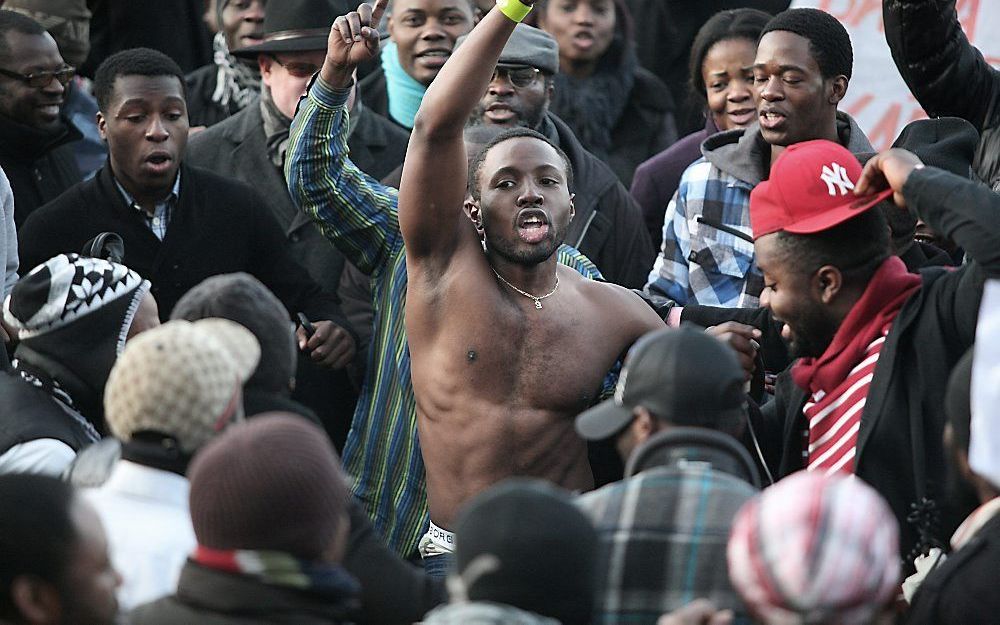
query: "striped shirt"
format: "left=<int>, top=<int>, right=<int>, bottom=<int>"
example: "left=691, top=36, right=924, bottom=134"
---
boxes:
left=285, top=76, right=608, bottom=556
left=804, top=327, right=890, bottom=475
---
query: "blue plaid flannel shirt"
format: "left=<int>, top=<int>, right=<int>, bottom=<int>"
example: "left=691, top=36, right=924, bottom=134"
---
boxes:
left=644, top=158, right=763, bottom=307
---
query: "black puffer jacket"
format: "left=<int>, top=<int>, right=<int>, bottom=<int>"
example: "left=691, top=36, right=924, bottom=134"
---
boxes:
left=884, top=0, right=1000, bottom=189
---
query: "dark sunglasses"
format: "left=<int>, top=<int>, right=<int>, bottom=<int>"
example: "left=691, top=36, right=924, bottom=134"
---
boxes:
left=0, top=65, right=75, bottom=88
left=269, top=55, right=320, bottom=79
left=491, top=66, right=541, bottom=89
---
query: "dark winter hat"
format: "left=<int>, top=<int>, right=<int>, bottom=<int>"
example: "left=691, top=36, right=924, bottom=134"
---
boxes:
left=171, top=273, right=295, bottom=395
left=233, top=0, right=350, bottom=57
left=576, top=326, right=746, bottom=441
left=454, top=24, right=559, bottom=74
left=188, top=413, right=350, bottom=560
left=3, top=254, right=151, bottom=407
left=451, top=479, right=598, bottom=624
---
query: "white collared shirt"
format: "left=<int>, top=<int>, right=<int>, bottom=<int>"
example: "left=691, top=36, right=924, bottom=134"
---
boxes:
left=83, top=460, right=195, bottom=610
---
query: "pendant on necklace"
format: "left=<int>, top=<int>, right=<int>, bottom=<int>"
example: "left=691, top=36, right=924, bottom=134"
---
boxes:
left=534, top=299, right=543, bottom=310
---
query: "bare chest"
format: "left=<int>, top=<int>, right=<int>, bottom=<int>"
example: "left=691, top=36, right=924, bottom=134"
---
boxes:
left=414, top=292, right=624, bottom=414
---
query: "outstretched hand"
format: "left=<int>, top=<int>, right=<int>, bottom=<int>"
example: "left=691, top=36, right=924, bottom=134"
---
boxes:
left=322, top=0, right=388, bottom=87
left=854, top=148, right=924, bottom=210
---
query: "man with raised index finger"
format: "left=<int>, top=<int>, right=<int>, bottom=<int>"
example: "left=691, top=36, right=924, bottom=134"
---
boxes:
left=332, top=0, right=664, bottom=574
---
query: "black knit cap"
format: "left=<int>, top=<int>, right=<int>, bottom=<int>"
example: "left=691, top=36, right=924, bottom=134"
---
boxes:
left=188, top=413, right=350, bottom=560
left=171, top=273, right=295, bottom=395
left=452, top=479, right=598, bottom=624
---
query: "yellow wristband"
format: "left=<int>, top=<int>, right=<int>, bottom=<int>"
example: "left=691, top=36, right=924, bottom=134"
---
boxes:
left=496, top=0, right=532, bottom=23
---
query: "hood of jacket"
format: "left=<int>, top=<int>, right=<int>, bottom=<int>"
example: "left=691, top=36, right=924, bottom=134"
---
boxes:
left=424, top=602, right=562, bottom=625
left=700, top=111, right=874, bottom=186
left=537, top=111, right=621, bottom=244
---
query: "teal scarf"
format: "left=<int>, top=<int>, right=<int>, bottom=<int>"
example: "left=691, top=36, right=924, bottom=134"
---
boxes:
left=381, top=40, right=426, bottom=129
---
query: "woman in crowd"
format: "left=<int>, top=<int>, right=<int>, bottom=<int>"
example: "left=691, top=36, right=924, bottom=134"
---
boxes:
left=630, top=8, right=771, bottom=248
left=532, top=0, right=677, bottom=186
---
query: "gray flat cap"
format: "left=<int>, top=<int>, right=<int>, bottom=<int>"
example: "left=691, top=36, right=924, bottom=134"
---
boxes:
left=455, top=23, right=559, bottom=74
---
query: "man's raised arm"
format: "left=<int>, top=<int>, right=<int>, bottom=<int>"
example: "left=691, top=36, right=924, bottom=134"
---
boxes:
left=396, top=3, right=527, bottom=264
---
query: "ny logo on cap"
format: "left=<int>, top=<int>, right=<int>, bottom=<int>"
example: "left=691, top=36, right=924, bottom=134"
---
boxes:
left=820, top=162, right=855, bottom=196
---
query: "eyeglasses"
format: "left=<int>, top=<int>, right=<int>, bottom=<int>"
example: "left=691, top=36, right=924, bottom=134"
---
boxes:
left=491, top=66, right=541, bottom=89
left=269, top=55, right=320, bottom=79
left=0, top=65, right=75, bottom=88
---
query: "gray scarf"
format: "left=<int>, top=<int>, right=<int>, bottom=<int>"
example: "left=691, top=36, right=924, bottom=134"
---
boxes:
left=260, top=86, right=362, bottom=168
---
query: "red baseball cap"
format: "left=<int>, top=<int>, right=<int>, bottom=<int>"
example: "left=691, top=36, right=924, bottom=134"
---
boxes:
left=750, top=140, right=894, bottom=240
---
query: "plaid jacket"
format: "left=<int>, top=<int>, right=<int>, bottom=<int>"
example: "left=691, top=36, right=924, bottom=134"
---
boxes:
left=577, top=455, right=757, bottom=625
left=645, top=115, right=873, bottom=308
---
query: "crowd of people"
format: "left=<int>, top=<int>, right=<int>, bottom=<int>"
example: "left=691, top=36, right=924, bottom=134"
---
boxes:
left=0, top=0, right=998, bottom=623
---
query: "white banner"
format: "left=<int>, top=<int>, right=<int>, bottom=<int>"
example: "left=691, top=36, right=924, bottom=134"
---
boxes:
left=790, top=0, right=1000, bottom=149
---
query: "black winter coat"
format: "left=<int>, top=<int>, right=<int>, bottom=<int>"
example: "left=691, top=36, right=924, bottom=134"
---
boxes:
left=907, top=512, right=1000, bottom=625
left=130, top=499, right=445, bottom=625
left=539, top=113, right=655, bottom=288
left=130, top=562, right=358, bottom=625
left=0, top=372, right=96, bottom=458
left=17, top=163, right=350, bottom=329
left=81, top=0, right=212, bottom=76
left=605, top=67, right=677, bottom=186
left=183, top=64, right=240, bottom=129
left=884, top=0, right=1000, bottom=189
left=186, top=99, right=409, bottom=297
left=0, top=115, right=82, bottom=229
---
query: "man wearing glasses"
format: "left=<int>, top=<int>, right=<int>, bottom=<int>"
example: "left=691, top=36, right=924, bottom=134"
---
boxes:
left=0, top=10, right=81, bottom=228
left=187, top=0, right=410, bottom=448
left=465, top=25, right=653, bottom=290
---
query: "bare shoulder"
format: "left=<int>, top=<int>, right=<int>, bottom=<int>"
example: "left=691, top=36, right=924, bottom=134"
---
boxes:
left=561, top=268, right=664, bottom=333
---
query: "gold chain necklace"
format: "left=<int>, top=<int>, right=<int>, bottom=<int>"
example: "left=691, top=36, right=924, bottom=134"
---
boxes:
left=490, top=266, right=559, bottom=309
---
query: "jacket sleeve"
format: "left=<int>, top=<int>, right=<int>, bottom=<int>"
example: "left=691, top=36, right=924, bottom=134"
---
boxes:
left=246, top=192, right=356, bottom=340
left=285, top=76, right=401, bottom=277
left=883, top=0, right=1000, bottom=131
left=0, top=167, right=16, bottom=297
left=645, top=180, right=693, bottom=305
left=599, top=182, right=655, bottom=289
left=904, top=166, right=1000, bottom=344
left=343, top=500, right=446, bottom=624
left=681, top=304, right=790, bottom=373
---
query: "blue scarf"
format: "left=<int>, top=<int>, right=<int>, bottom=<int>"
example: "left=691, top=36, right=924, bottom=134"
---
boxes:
left=381, top=40, right=426, bottom=129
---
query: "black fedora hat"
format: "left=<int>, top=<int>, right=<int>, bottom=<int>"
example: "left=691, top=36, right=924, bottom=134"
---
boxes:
left=232, top=0, right=353, bottom=57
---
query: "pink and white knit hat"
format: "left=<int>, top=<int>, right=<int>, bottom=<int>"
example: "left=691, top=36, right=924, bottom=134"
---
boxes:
left=727, top=471, right=900, bottom=625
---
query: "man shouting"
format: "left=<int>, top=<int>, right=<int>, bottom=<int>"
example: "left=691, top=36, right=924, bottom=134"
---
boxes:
left=326, top=0, right=663, bottom=575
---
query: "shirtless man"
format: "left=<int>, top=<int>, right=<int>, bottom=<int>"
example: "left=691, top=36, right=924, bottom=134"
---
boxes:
left=329, top=0, right=662, bottom=573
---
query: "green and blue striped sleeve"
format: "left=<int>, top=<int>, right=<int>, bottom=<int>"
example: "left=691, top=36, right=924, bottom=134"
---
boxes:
left=285, top=76, right=402, bottom=277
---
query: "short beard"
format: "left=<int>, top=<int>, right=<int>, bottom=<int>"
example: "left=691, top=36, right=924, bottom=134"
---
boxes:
left=469, top=103, right=547, bottom=132
left=785, top=308, right=839, bottom=360
left=484, top=224, right=565, bottom=266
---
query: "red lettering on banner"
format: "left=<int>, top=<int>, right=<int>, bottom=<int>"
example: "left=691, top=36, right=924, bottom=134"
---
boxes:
left=846, top=91, right=927, bottom=150
left=813, top=0, right=981, bottom=35
left=814, top=0, right=881, bottom=28
left=957, top=0, right=980, bottom=41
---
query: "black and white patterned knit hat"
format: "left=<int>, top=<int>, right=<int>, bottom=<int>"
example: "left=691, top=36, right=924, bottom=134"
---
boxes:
left=4, top=253, right=150, bottom=350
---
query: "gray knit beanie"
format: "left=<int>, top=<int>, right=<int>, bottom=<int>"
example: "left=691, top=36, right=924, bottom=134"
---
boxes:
left=171, top=273, right=295, bottom=395
left=188, top=413, right=350, bottom=560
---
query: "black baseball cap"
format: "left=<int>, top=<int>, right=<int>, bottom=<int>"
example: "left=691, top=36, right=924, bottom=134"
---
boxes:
left=575, top=326, right=746, bottom=441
